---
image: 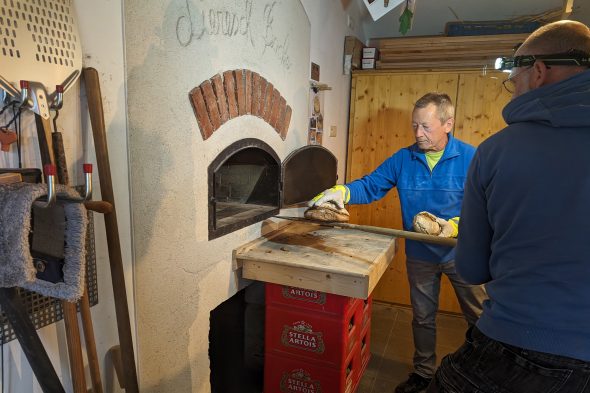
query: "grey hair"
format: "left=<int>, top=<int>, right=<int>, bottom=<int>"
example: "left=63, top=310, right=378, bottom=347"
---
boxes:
left=414, top=92, right=455, bottom=124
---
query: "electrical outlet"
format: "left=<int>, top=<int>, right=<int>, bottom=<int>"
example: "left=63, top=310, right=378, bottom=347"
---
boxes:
left=330, top=126, right=337, bottom=137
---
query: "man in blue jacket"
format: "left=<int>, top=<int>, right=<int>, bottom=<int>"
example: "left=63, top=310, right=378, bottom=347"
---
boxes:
left=428, top=20, right=590, bottom=392
left=309, top=92, right=486, bottom=393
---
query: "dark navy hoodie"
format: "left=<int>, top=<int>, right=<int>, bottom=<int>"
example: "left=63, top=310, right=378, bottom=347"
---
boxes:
left=456, top=70, right=590, bottom=361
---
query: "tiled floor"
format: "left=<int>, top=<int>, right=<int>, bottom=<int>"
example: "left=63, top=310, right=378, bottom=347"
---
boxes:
left=357, top=302, right=468, bottom=393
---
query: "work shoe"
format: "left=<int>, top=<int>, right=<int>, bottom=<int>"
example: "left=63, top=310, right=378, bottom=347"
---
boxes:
left=395, top=373, right=432, bottom=393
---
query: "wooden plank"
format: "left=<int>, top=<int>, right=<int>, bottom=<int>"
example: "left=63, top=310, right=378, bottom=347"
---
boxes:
left=380, top=48, right=517, bottom=60
left=374, top=33, right=527, bottom=71
left=373, top=33, right=529, bottom=48
left=243, top=261, right=370, bottom=299
left=234, top=221, right=397, bottom=299
left=345, top=74, right=358, bottom=183
left=376, top=59, right=499, bottom=69
left=454, top=72, right=511, bottom=147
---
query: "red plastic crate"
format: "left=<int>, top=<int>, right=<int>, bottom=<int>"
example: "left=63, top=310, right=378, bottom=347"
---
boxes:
left=359, top=321, right=371, bottom=374
left=360, top=296, right=373, bottom=329
left=352, top=322, right=372, bottom=392
left=264, top=342, right=361, bottom=393
left=266, top=283, right=359, bottom=315
left=266, top=303, right=361, bottom=368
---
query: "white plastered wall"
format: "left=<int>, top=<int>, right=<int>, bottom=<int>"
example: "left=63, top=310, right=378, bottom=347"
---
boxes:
left=123, top=1, right=311, bottom=392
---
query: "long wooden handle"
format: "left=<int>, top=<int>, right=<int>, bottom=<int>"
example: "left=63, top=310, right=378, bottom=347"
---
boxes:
left=83, top=67, right=139, bottom=393
left=51, top=107, right=104, bottom=393
left=35, top=115, right=55, bottom=167
left=275, top=216, right=458, bottom=247
left=35, top=113, right=87, bottom=393
left=52, top=131, right=69, bottom=185
left=62, top=301, right=86, bottom=393
left=80, top=287, right=104, bottom=393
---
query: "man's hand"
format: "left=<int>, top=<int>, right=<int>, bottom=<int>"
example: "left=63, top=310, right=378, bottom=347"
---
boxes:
left=308, top=185, right=350, bottom=209
left=413, top=211, right=459, bottom=238
left=436, top=217, right=458, bottom=238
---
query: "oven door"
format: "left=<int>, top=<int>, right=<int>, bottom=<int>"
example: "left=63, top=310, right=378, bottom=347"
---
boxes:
left=280, top=145, right=337, bottom=207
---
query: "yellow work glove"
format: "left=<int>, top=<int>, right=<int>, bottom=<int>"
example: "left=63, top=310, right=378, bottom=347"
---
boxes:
left=437, top=217, right=459, bottom=238
left=413, top=212, right=459, bottom=238
left=308, top=185, right=350, bottom=209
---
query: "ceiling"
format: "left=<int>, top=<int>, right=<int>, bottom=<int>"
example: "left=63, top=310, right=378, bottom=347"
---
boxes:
left=353, top=0, right=574, bottom=39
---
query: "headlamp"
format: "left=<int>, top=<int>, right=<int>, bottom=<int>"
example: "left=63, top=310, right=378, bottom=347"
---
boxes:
left=494, top=50, right=590, bottom=71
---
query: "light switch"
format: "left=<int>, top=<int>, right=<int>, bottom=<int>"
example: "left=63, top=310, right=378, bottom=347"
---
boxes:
left=330, top=126, right=337, bottom=137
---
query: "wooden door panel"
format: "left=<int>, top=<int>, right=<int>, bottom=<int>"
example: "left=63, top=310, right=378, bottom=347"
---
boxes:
left=347, top=72, right=460, bottom=311
left=454, top=72, right=511, bottom=145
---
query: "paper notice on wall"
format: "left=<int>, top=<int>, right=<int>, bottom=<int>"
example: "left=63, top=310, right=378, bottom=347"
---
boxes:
left=363, top=0, right=406, bottom=21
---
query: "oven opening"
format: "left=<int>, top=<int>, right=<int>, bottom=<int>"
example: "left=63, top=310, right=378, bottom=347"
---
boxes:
left=209, top=139, right=280, bottom=240
left=209, top=284, right=265, bottom=393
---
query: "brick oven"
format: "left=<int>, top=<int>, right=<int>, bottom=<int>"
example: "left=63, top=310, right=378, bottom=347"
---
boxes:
left=189, top=68, right=340, bottom=392
left=190, top=69, right=338, bottom=240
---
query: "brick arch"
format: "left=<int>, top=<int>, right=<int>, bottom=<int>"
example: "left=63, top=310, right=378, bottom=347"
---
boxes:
left=189, top=69, right=293, bottom=141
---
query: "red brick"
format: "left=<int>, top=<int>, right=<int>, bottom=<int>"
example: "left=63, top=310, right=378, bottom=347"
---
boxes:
left=279, top=105, right=292, bottom=140
left=251, top=72, right=260, bottom=116
left=223, top=70, right=238, bottom=119
left=211, top=74, right=229, bottom=124
left=244, top=70, right=252, bottom=114
left=189, top=87, right=214, bottom=140
left=262, top=83, right=274, bottom=123
left=235, top=69, right=247, bottom=116
left=257, top=78, right=268, bottom=119
left=200, top=80, right=221, bottom=131
left=273, top=96, right=287, bottom=131
left=269, top=90, right=282, bottom=129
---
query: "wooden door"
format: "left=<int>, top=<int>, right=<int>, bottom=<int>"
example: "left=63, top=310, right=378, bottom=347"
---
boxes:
left=346, top=70, right=511, bottom=313
left=454, top=72, right=512, bottom=145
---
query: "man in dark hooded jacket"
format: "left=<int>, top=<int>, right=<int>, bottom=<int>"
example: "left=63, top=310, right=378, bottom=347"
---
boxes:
left=428, top=20, right=590, bottom=393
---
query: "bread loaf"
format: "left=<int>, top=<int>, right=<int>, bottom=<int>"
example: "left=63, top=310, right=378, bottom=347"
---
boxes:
left=304, top=202, right=350, bottom=222
left=413, top=211, right=442, bottom=235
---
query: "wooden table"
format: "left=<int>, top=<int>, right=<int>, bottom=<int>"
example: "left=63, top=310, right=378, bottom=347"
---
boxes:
left=234, top=221, right=398, bottom=393
left=235, top=220, right=398, bottom=299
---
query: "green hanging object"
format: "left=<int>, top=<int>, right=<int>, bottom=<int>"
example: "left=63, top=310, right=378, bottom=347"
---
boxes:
left=399, top=2, right=414, bottom=35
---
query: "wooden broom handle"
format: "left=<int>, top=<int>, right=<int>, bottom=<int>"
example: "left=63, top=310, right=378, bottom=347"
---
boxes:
left=83, top=67, right=139, bottom=393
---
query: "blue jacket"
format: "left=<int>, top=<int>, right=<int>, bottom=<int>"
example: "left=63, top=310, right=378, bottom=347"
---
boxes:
left=456, top=70, right=590, bottom=361
left=346, top=134, right=475, bottom=263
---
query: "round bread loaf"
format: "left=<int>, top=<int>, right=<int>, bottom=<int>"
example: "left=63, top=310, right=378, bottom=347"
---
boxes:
left=304, top=202, right=350, bottom=222
left=413, top=211, right=442, bottom=235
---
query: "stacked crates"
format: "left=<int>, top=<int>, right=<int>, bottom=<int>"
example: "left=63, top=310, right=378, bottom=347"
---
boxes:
left=264, top=283, right=372, bottom=393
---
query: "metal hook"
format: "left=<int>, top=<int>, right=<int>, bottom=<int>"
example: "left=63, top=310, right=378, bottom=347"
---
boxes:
left=33, top=164, right=57, bottom=209
left=52, top=163, right=93, bottom=203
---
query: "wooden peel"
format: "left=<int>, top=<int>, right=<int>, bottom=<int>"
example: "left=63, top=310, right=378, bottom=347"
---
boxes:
left=275, top=216, right=457, bottom=247
left=83, top=67, right=139, bottom=393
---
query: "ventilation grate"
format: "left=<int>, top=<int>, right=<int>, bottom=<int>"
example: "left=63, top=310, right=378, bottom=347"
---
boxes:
left=0, top=0, right=77, bottom=67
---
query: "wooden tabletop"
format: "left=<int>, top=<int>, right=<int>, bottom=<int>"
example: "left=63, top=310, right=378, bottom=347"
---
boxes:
left=234, top=221, right=397, bottom=299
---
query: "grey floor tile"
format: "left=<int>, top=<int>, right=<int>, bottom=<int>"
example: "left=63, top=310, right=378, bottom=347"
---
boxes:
left=436, top=313, right=468, bottom=330
left=357, top=303, right=466, bottom=393
left=384, top=334, right=415, bottom=361
left=377, top=356, right=413, bottom=382
left=437, top=326, right=467, bottom=349
left=356, top=374, right=376, bottom=393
